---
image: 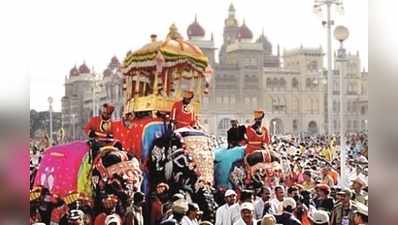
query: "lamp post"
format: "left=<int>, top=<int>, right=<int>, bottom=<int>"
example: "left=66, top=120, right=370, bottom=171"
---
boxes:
left=334, top=25, right=349, bottom=188
left=71, top=113, right=76, bottom=140
left=48, top=96, right=53, bottom=144
left=313, top=0, right=344, bottom=135
left=272, top=120, right=277, bottom=136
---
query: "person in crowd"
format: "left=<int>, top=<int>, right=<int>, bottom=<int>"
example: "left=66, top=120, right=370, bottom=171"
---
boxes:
left=162, top=192, right=186, bottom=221
left=171, top=90, right=198, bottom=129
left=94, top=195, right=119, bottom=225
left=254, top=187, right=272, bottom=220
left=83, top=103, right=116, bottom=139
left=104, top=214, right=122, bottom=225
left=230, top=190, right=255, bottom=225
left=233, top=202, right=257, bottom=225
left=274, top=197, right=301, bottom=225
left=313, top=184, right=334, bottom=212
left=294, top=196, right=312, bottom=225
left=244, top=110, right=270, bottom=156
left=151, top=183, right=170, bottom=225
left=269, top=186, right=285, bottom=216
left=350, top=177, right=368, bottom=205
left=301, top=170, right=315, bottom=191
left=67, top=209, right=86, bottom=225
left=216, top=189, right=237, bottom=225
left=227, top=119, right=246, bottom=148
left=287, top=186, right=300, bottom=200
left=353, top=203, right=368, bottom=225
left=125, top=192, right=145, bottom=225
left=309, top=210, right=329, bottom=225
left=258, top=214, right=276, bottom=225
left=160, top=199, right=189, bottom=225
left=320, top=168, right=334, bottom=187
left=330, top=189, right=358, bottom=225
left=181, top=203, right=200, bottom=225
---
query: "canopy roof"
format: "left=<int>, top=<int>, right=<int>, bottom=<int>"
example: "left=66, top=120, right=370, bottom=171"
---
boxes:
left=122, top=24, right=209, bottom=75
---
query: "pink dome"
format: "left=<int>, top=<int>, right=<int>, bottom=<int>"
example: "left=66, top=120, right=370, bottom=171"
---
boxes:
left=69, top=66, right=80, bottom=77
left=187, top=16, right=205, bottom=38
left=237, top=21, right=253, bottom=40
left=78, top=63, right=90, bottom=74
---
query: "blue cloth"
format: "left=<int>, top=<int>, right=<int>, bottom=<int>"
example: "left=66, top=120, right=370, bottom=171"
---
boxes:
left=140, top=121, right=167, bottom=195
left=214, top=146, right=245, bottom=189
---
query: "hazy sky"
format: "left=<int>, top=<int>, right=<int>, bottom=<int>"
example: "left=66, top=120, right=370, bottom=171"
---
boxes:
left=1, top=0, right=367, bottom=112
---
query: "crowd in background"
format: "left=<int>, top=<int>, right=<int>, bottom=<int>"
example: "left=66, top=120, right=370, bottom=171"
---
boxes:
left=30, top=131, right=368, bottom=225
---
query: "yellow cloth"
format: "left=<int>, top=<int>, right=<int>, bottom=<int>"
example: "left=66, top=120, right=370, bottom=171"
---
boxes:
left=320, top=147, right=333, bottom=161
left=302, top=180, right=315, bottom=191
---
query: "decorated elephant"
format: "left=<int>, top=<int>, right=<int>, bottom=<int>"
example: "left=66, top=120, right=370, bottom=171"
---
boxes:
left=149, top=127, right=218, bottom=223
left=32, top=138, right=143, bottom=224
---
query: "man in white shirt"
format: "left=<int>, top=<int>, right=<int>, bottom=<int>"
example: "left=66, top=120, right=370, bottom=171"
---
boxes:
left=269, top=185, right=285, bottom=216
left=215, top=189, right=237, bottom=225
left=232, top=202, right=256, bottom=225
left=229, top=190, right=254, bottom=225
left=254, top=187, right=272, bottom=219
left=181, top=203, right=200, bottom=225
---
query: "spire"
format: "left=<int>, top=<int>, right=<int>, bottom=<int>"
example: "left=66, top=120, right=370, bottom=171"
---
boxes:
left=211, top=32, right=214, bottom=41
left=195, top=14, right=198, bottom=23
left=229, top=2, right=235, bottom=13
left=167, top=23, right=182, bottom=40
left=277, top=44, right=280, bottom=57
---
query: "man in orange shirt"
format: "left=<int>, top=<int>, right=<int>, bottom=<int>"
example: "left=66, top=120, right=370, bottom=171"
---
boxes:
left=83, top=103, right=115, bottom=139
left=245, top=110, right=270, bottom=155
left=170, top=90, right=197, bottom=129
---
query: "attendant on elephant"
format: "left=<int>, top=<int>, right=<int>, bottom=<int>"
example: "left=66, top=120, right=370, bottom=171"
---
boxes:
left=112, top=112, right=135, bottom=153
left=245, top=110, right=270, bottom=156
left=171, top=90, right=198, bottom=129
left=83, top=103, right=116, bottom=139
left=227, top=120, right=246, bottom=149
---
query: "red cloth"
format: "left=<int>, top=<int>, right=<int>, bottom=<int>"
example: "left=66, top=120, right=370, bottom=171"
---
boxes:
left=150, top=199, right=162, bottom=225
left=245, top=126, right=270, bottom=155
left=112, top=120, right=134, bottom=152
left=94, top=213, right=107, bottom=225
left=171, top=101, right=196, bottom=129
left=83, top=116, right=114, bottom=137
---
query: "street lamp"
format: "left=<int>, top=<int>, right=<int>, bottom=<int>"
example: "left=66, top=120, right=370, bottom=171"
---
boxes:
left=313, top=0, right=344, bottom=135
left=48, top=96, right=53, bottom=144
left=272, top=120, right=277, bottom=136
left=334, top=25, right=349, bottom=188
left=71, top=113, right=76, bottom=140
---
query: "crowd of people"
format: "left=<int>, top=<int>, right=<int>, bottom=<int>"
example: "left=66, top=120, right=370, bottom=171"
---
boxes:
left=30, top=92, right=368, bottom=225
left=30, top=130, right=368, bottom=225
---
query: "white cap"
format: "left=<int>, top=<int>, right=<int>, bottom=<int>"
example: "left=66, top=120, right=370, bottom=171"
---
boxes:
left=240, top=202, right=254, bottom=212
left=105, top=214, right=122, bottom=225
left=355, top=202, right=368, bottom=216
left=352, top=176, right=367, bottom=187
left=225, top=189, right=237, bottom=197
left=282, top=197, right=296, bottom=209
left=310, top=210, right=329, bottom=224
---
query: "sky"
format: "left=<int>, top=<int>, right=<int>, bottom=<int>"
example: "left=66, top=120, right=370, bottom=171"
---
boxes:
left=0, top=0, right=367, bottom=112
